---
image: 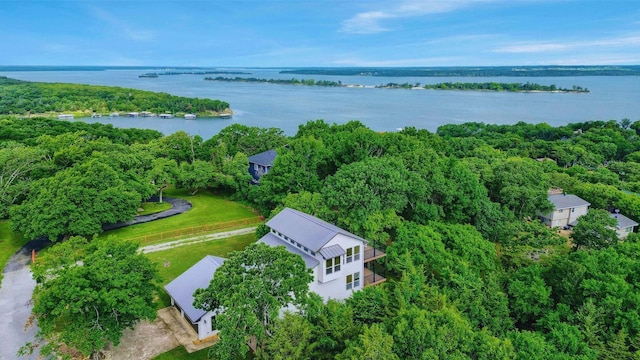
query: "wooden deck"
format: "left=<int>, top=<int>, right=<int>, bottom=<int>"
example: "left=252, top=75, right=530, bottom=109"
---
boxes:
left=364, top=245, right=386, bottom=263
left=364, top=267, right=386, bottom=287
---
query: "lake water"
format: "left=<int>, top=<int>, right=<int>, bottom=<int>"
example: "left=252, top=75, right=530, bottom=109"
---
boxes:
left=2, top=68, right=639, bottom=138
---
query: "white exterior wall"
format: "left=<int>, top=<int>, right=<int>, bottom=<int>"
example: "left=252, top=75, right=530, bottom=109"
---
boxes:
left=542, top=205, right=589, bottom=227
left=311, top=234, right=364, bottom=301
left=616, top=226, right=634, bottom=239
left=195, top=311, right=219, bottom=340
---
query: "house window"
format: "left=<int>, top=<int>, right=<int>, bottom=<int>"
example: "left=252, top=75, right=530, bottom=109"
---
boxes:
left=326, top=256, right=341, bottom=274
left=346, top=272, right=360, bottom=290
left=346, top=246, right=361, bottom=263
left=571, top=208, right=575, bottom=213
left=558, top=209, right=564, bottom=213
left=254, top=164, right=259, bottom=171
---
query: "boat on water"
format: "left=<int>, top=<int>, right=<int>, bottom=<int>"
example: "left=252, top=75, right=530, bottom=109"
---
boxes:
left=159, top=113, right=174, bottom=119
left=218, top=113, right=232, bottom=119
left=58, top=114, right=74, bottom=120
left=185, top=114, right=197, bottom=120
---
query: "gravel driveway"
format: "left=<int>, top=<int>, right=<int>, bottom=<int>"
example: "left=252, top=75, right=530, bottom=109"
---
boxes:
left=0, top=239, right=51, bottom=360
left=0, top=198, right=192, bottom=359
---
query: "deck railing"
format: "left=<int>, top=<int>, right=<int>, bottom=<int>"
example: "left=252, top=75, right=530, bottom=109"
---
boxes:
left=364, top=245, right=386, bottom=263
left=364, top=267, right=386, bottom=287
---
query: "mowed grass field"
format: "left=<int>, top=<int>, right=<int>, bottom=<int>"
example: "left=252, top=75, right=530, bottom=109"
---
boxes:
left=0, top=219, right=27, bottom=285
left=146, top=233, right=256, bottom=309
left=97, top=188, right=260, bottom=244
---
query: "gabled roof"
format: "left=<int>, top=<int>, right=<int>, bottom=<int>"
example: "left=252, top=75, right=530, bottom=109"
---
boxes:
left=266, top=208, right=366, bottom=252
left=248, top=149, right=277, bottom=167
left=258, top=232, right=319, bottom=268
left=164, top=255, right=225, bottom=323
left=548, top=194, right=590, bottom=210
left=610, top=213, right=639, bottom=229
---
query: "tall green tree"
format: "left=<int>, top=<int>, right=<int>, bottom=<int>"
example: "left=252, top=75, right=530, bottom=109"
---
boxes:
left=176, top=159, right=216, bottom=195
left=10, top=158, right=140, bottom=240
left=571, top=209, right=618, bottom=250
left=193, top=243, right=313, bottom=360
left=259, top=313, right=315, bottom=360
left=27, top=237, right=160, bottom=358
left=337, top=323, right=399, bottom=360
left=148, top=157, right=178, bottom=203
left=0, top=142, right=49, bottom=217
left=488, top=157, right=552, bottom=218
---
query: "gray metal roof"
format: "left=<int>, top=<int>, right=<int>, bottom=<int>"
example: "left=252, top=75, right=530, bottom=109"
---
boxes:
left=319, top=244, right=346, bottom=259
left=164, top=255, right=225, bottom=323
left=258, top=232, right=319, bottom=268
left=611, top=213, right=639, bottom=229
left=266, top=208, right=366, bottom=252
left=248, top=149, right=277, bottom=167
left=549, top=194, right=590, bottom=210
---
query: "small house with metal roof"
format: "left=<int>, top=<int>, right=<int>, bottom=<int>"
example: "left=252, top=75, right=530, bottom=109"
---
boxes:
left=248, top=149, right=277, bottom=184
left=610, top=212, right=638, bottom=239
left=539, top=194, right=590, bottom=228
left=258, top=207, right=386, bottom=301
left=164, top=255, right=225, bottom=340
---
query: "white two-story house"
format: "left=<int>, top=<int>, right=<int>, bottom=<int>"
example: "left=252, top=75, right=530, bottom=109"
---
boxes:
left=258, top=207, right=386, bottom=301
left=539, top=194, right=590, bottom=228
left=164, top=208, right=386, bottom=340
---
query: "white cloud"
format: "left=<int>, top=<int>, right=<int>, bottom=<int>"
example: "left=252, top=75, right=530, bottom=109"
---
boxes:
left=340, top=0, right=497, bottom=34
left=495, top=35, right=640, bottom=53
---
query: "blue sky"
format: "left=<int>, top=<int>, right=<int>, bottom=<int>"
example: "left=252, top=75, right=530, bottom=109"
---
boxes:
left=1, top=0, right=639, bottom=67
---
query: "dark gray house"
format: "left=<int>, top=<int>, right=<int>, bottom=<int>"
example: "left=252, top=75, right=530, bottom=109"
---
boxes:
left=248, top=149, right=277, bottom=184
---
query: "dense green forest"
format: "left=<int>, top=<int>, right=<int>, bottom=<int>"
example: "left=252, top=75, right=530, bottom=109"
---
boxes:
left=281, top=65, right=640, bottom=77
left=0, top=76, right=230, bottom=116
left=4, top=112, right=640, bottom=359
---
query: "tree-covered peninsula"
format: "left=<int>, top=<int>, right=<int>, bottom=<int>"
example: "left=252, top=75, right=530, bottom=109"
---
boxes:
left=204, top=76, right=343, bottom=87
left=379, top=81, right=589, bottom=92
left=0, top=76, right=230, bottom=117
left=204, top=76, right=587, bottom=93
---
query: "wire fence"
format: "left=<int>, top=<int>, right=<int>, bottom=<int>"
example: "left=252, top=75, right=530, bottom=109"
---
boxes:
left=130, top=216, right=264, bottom=244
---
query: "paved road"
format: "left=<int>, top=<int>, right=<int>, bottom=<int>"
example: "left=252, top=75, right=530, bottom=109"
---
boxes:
left=102, top=197, right=192, bottom=231
left=0, top=239, right=51, bottom=360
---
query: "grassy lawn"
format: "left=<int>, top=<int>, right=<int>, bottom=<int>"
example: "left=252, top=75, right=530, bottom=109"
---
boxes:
left=152, top=346, right=253, bottom=360
left=0, top=219, right=28, bottom=285
left=98, top=188, right=260, bottom=244
left=138, top=201, right=172, bottom=216
left=146, top=233, right=256, bottom=309
left=152, top=346, right=210, bottom=360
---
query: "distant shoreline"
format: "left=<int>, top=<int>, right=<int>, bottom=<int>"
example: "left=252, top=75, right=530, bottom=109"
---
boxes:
left=205, top=77, right=589, bottom=93
left=280, top=65, right=640, bottom=77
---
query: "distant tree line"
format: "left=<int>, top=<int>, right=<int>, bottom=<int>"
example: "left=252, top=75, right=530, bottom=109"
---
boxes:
left=281, top=65, right=640, bottom=77
left=205, top=76, right=343, bottom=87
left=378, top=81, right=589, bottom=92
left=0, top=76, right=230, bottom=115
left=139, top=70, right=251, bottom=78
